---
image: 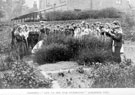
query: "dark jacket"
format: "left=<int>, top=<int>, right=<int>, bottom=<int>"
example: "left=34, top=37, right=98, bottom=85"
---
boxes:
left=106, top=31, right=122, bottom=47
left=112, top=33, right=122, bottom=47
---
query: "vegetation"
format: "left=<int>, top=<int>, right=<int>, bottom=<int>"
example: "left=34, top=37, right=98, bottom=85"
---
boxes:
left=45, top=8, right=121, bottom=21
left=91, top=60, right=135, bottom=88
left=0, top=59, right=52, bottom=88
left=0, top=12, right=135, bottom=88
left=34, top=34, right=112, bottom=65
left=0, top=10, right=4, bottom=19
left=121, top=13, right=135, bottom=41
left=34, top=43, right=71, bottom=64
left=0, top=26, right=52, bottom=88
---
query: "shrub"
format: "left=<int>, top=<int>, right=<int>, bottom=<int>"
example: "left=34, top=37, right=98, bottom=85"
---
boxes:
left=46, top=11, right=77, bottom=21
left=97, top=8, right=121, bottom=18
left=46, top=11, right=61, bottom=21
left=44, top=8, right=121, bottom=21
left=40, top=34, right=82, bottom=61
left=76, top=35, right=112, bottom=65
left=78, top=48, right=112, bottom=65
left=60, top=11, right=77, bottom=20
left=34, top=43, right=71, bottom=65
left=34, top=34, right=112, bottom=65
left=63, top=36, right=81, bottom=59
left=77, top=11, right=92, bottom=19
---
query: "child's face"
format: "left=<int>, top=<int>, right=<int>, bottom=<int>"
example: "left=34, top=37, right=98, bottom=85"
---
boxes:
left=104, top=24, right=109, bottom=29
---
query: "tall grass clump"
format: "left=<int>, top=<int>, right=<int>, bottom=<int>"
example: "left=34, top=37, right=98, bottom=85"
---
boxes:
left=34, top=43, right=71, bottom=65
left=34, top=33, right=112, bottom=65
left=76, top=36, right=113, bottom=65
left=78, top=49, right=112, bottom=65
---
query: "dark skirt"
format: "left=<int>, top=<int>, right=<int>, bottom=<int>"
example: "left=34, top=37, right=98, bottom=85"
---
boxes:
left=113, top=46, right=122, bottom=63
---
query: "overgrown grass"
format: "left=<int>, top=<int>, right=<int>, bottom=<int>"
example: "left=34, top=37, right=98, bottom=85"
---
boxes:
left=91, top=61, right=135, bottom=88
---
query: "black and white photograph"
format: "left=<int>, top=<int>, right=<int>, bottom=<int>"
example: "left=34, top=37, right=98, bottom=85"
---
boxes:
left=0, top=0, right=135, bottom=94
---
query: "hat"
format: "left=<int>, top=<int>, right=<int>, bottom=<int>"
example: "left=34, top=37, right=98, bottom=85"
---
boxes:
left=113, top=21, right=121, bottom=26
left=81, top=21, right=86, bottom=25
left=95, top=22, right=101, bottom=25
left=105, top=23, right=111, bottom=28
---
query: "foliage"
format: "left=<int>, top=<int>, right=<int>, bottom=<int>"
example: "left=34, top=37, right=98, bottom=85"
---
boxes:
left=0, top=10, right=4, bottom=19
left=34, top=43, right=71, bottom=65
left=0, top=55, right=14, bottom=71
left=123, top=14, right=135, bottom=28
left=0, top=79, right=3, bottom=88
left=42, top=33, right=66, bottom=46
left=34, top=34, right=80, bottom=64
left=46, top=11, right=77, bottom=21
left=63, top=36, right=81, bottom=59
left=121, top=13, right=135, bottom=41
left=2, top=61, right=52, bottom=88
left=34, top=34, right=112, bottom=65
left=78, top=49, right=112, bottom=65
left=44, top=8, right=121, bottom=21
left=91, top=61, right=135, bottom=88
left=97, top=8, right=121, bottom=18
left=76, top=35, right=113, bottom=65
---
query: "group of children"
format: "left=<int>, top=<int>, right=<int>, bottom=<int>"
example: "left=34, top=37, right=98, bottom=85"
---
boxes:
left=12, top=20, right=124, bottom=63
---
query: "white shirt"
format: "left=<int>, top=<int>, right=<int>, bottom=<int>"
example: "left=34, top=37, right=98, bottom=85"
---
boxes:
left=81, top=28, right=90, bottom=36
left=74, top=28, right=81, bottom=38
left=31, top=40, right=44, bottom=54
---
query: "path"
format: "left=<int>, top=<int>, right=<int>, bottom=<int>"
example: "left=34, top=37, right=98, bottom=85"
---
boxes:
left=39, top=61, right=79, bottom=72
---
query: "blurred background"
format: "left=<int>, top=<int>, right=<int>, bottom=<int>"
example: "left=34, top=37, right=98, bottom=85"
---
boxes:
left=0, top=0, right=135, bottom=21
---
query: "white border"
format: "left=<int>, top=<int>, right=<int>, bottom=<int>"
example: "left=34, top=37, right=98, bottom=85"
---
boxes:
left=0, top=89, right=135, bottom=95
